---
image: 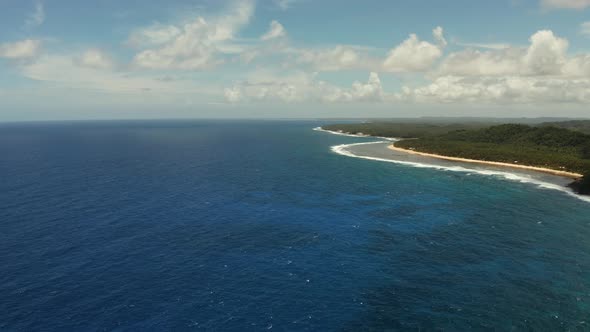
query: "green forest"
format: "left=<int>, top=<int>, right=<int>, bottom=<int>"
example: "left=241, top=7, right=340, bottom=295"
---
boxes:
left=323, top=121, right=590, bottom=194
left=321, top=122, right=489, bottom=139
left=541, top=120, right=590, bottom=135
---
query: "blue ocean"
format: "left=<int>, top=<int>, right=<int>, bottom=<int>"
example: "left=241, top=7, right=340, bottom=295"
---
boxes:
left=2, top=120, right=590, bottom=331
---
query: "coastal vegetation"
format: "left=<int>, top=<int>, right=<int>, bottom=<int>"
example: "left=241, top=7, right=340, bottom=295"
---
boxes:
left=321, top=122, right=489, bottom=139
left=323, top=121, right=590, bottom=194
left=541, top=120, right=590, bottom=135
left=394, top=124, right=590, bottom=173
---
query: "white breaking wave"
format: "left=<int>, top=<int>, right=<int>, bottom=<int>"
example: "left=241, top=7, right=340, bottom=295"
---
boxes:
left=320, top=130, right=590, bottom=204
left=313, top=127, right=398, bottom=141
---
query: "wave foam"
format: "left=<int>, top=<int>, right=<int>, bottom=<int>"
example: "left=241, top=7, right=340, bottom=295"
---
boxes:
left=313, top=127, right=398, bottom=141
left=330, top=139, right=590, bottom=204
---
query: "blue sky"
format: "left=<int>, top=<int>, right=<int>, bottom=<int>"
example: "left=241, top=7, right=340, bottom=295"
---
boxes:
left=1, top=0, right=590, bottom=121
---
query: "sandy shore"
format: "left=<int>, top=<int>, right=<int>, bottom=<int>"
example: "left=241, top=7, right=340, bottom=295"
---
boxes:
left=388, top=144, right=583, bottom=179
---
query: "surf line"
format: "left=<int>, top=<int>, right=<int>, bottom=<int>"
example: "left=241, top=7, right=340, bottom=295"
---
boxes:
left=316, top=127, right=590, bottom=204
left=313, top=127, right=398, bottom=141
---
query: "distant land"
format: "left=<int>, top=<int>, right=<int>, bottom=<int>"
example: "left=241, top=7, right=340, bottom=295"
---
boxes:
left=322, top=120, right=590, bottom=195
left=317, top=117, right=590, bottom=125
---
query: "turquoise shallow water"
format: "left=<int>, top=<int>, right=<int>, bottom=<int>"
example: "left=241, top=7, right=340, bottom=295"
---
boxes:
left=1, top=120, right=590, bottom=331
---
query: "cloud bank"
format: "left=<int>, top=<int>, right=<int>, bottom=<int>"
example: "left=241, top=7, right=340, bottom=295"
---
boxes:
left=4, top=0, right=590, bottom=110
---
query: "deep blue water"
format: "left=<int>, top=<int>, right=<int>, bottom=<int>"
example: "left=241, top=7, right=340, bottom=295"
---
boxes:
left=2, top=120, right=590, bottom=331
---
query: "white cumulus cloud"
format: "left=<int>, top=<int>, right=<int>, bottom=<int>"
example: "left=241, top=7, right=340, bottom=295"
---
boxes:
left=320, top=72, right=384, bottom=103
left=77, top=49, right=115, bottom=69
left=436, top=30, right=587, bottom=77
left=261, top=20, right=286, bottom=40
left=21, top=54, right=220, bottom=98
left=0, top=39, right=41, bottom=59
left=523, top=30, right=568, bottom=75
left=437, top=48, right=523, bottom=76
left=383, top=27, right=446, bottom=72
left=224, top=71, right=383, bottom=103
left=127, top=23, right=182, bottom=47
left=402, top=29, right=590, bottom=104
left=296, top=45, right=368, bottom=71
left=400, top=76, right=590, bottom=104
left=132, top=0, right=255, bottom=70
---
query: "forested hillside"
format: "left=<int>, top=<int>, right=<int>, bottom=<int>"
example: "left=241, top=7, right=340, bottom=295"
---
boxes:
left=393, top=124, right=590, bottom=173
left=540, top=120, right=590, bottom=135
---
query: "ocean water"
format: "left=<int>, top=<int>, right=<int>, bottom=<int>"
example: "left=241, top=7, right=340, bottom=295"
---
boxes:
left=1, top=120, right=590, bottom=331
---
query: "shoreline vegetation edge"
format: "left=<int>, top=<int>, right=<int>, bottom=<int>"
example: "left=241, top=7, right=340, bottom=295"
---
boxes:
left=315, top=127, right=583, bottom=179
left=388, top=143, right=583, bottom=179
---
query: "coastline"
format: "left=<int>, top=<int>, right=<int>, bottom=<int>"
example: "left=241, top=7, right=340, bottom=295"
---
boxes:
left=388, top=144, right=583, bottom=179
left=316, top=126, right=589, bottom=202
left=315, top=127, right=582, bottom=179
left=313, top=127, right=397, bottom=141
